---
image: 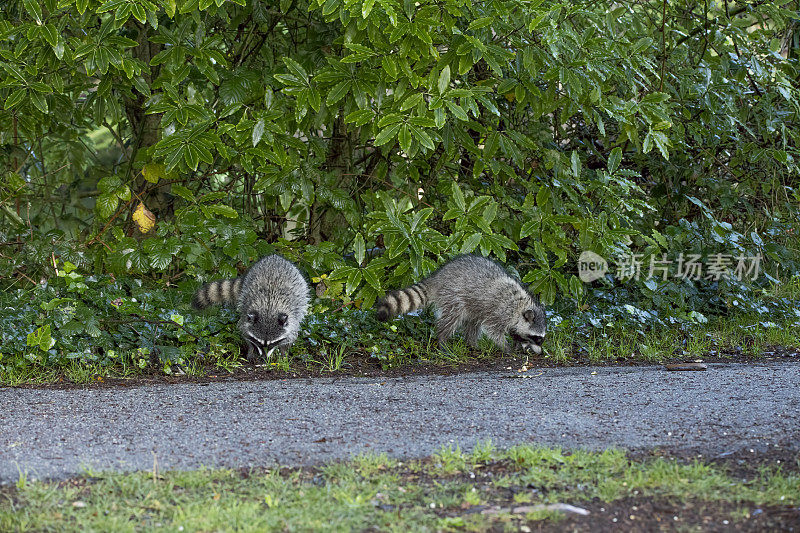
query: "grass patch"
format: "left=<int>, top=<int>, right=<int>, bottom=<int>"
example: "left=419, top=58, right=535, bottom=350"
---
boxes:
left=2, top=444, right=798, bottom=532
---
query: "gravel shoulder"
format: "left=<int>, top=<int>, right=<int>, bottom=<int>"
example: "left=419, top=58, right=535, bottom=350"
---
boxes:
left=2, top=361, right=799, bottom=484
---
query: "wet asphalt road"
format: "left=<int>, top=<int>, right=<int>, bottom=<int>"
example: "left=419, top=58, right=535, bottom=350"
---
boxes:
left=1, top=362, right=799, bottom=483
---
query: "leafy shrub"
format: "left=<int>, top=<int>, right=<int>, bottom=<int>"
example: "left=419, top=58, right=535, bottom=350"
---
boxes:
left=1, top=0, right=799, bottom=373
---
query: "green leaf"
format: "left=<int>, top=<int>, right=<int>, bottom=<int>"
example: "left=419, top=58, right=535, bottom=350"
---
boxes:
left=633, top=37, right=653, bottom=53
left=362, top=0, right=375, bottom=17
left=96, top=193, right=118, bottom=219
left=330, top=266, right=355, bottom=280
left=409, top=125, right=434, bottom=150
left=608, top=147, right=622, bottom=173
left=571, top=151, right=581, bottom=178
left=40, top=24, right=58, bottom=47
left=399, top=93, right=423, bottom=111
left=4, top=89, right=26, bottom=110
left=326, top=80, right=351, bottom=105
left=149, top=246, right=174, bottom=270
left=308, top=85, right=321, bottom=112
left=398, top=124, right=412, bottom=153
left=171, top=184, right=195, bottom=202
left=23, top=0, right=43, bottom=24
left=29, top=91, right=47, bottom=114
left=445, top=100, right=468, bottom=121
left=322, top=0, right=339, bottom=16
left=434, top=107, right=445, bottom=128
left=345, top=108, right=375, bottom=127
left=282, top=57, right=309, bottom=83
left=362, top=266, right=381, bottom=291
left=184, top=143, right=200, bottom=170
left=438, top=65, right=450, bottom=95
left=374, top=122, right=401, bottom=146
left=346, top=269, right=362, bottom=296
left=27, top=324, right=54, bottom=351
left=451, top=182, right=466, bottom=211
left=482, top=201, right=497, bottom=227
left=468, top=17, right=493, bottom=30
left=460, top=232, right=482, bottom=253
left=53, top=37, right=65, bottom=60
left=520, top=219, right=538, bottom=239
left=206, top=205, right=239, bottom=218
left=442, top=208, right=461, bottom=221
left=253, top=118, right=265, bottom=147
left=408, top=116, right=435, bottom=128
left=484, top=131, right=500, bottom=158
left=353, top=233, right=365, bottom=265
left=377, top=113, right=402, bottom=128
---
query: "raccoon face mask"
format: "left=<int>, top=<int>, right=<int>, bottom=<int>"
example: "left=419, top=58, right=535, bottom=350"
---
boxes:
left=509, top=308, right=546, bottom=354
left=242, top=310, right=290, bottom=359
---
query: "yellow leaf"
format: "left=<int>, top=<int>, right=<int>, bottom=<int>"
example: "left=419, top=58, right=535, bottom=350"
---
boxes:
left=133, top=202, right=156, bottom=233
left=142, top=163, right=166, bottom=184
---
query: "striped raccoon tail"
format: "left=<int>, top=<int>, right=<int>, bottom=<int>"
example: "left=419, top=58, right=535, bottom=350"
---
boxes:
left=192, top=278, right=242, bottom=309
left=375, top=283, right=429, bottom=322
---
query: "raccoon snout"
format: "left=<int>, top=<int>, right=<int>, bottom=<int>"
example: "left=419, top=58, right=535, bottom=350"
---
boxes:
left=531, top=335, right=544, bottom=346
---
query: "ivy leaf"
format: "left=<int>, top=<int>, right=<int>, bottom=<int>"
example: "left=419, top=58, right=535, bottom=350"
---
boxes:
left=27, top=324, right=54, bottom=351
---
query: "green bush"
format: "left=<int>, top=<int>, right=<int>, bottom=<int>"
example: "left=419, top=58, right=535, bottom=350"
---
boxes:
left=1, top=0, right=799, bottom=371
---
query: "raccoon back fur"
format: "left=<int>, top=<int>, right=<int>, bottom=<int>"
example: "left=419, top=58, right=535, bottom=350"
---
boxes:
left=192, top=254, right=310, bottom=362
left=375, top=255, right=546, bottom=353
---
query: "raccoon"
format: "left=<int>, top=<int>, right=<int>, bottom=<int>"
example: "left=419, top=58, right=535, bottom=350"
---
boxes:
left=192, top=254, right=310, bottom=362
left=376, top=255, right=546, bottom=353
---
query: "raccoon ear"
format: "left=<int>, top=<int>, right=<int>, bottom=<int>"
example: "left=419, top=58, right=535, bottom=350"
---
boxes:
left=247, top=310, right=259, bottom=323
left=523, top=309, right=536, bottom=323
left=277, top=312, right=288, bottom=327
